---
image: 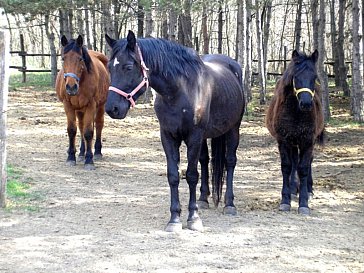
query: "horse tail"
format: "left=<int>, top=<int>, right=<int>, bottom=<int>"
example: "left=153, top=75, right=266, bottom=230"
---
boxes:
left=316, top=129, right=325, bottom=146
left=211, top=134, right=226, bottom=208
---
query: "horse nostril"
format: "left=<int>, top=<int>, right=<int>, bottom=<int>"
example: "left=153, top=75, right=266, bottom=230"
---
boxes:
left=112, top=106, right=119, bottom=115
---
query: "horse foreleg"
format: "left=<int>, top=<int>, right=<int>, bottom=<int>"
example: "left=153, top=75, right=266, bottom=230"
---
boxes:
left=64, top=105, right=77, bottom=166
left=290, top=145, right=299, bottom=199
left=76, top=111, right=85, bottom=161
left=82, top=104, right=96, bottom=170
left=94, top=104, right=105, bottom=160
left=278, top=141, right=293, bottom=211
left=197, top=139, right=210, bottom=209
left=297, top=145, right=314, bottom=215
left=161, top=130, right=182, bottom=232
left=224, top=127, right=240, bottom=215
left=185, top=133, right=204, bottom=231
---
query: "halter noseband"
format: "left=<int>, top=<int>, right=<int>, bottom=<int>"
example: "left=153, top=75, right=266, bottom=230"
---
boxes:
left=64, top=72, right=80, bottom=83
left=293, top=79, right=315, bottom=99
left=108, top=44, right=149, bottom=108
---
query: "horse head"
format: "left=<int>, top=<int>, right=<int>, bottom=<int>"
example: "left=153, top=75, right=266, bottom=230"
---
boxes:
left=61, top=35, right=87, bottom=96
left=291, top=49, right=319, bottom=111
left=105, top=30, right=149, bottom=119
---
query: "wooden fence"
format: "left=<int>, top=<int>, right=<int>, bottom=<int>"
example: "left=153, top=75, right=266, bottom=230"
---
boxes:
left=9, top=34, right=351, bottom=83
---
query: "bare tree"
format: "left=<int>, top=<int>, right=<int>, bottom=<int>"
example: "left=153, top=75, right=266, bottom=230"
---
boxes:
left=294, top=0, right=303, bottom=50
left=351, top=0, right=364, bottom=121
left=318, top=0, right=331, bottom=121
left=255, top=1, right=266, bottom=105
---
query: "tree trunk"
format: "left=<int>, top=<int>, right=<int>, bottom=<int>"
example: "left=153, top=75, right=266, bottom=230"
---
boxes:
left=91, top=5, right=97, bottom=50
left=236, top=0, right=247, bottom=107
left=294, top=0, right=303, bottom=50
left=311, top=0, right=319, bottom=50
left=145, top=6, right=153, bottom=37
left=137, top=1, right=144, bottom=37
left=45, top=14, right=58, bottom=87
left=178, top=0, right=193, bottom=47
left=245, top=0, right=253, bottom=102
left=201, top=3, right=209, bottom=54
left=217, top=2, right=223, bottom=54
left=263, top=0, right=272, bottom=77
left=278, top=2, right=290, bottom=73
left=338, top=0, right=350, bottom=96
left=255, top=2, right=266, bottom=105
left=0, top=30, right=10, bottom=208
left=351, top=0, right=364, bottom=121
left=318, top=0, right=331, bottom=121
left=168, top=4, right=177, bottom=41
left=331, top=0, right=341, bottom=86
left=84, top=5, right=92, bottom=49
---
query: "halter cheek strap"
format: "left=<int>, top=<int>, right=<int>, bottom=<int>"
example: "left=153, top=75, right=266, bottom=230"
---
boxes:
left=293, top=80, right=315, bottom=98
left=64, top=72, right=80, bottom=83
left=109, top=44, right=149, bottom=108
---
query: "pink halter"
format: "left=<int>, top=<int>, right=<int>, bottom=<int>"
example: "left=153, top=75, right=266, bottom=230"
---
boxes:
left=108, top=44, right=149, bottom=108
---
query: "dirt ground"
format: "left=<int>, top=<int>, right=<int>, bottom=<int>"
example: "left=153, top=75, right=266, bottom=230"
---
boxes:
left=0, top=87, right=363, bottom=273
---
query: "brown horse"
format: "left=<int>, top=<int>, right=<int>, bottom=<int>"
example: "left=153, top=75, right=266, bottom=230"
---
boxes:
left=55, top=35, right=109, bottom=170
left=266, top=49, right=324, bottom=215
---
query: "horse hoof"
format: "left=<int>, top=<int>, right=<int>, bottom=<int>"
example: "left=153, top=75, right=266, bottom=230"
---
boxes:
left=223, top=206, right=237, bottom=216
left=298, top=207, right=310, bottom=215
left=66, top=160, right=76, bottom=166
left=93, top=154, right=103, bottom=161
left=279, top=203, right=291, bottom=211
left=84, top=164, right=95, bottom=171
left=291, top=193, right=298, bottom=201
left=187, top=218, right=204, bottom=232
left=165, top=222, right=182, bottom=233
left=197, top=200, right=209, bottom=209
left=78, top=156, right=85, bottom=162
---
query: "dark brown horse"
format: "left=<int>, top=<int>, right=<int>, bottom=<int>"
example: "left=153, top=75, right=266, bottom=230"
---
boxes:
left=56, top=35, right=109, bottom=170
left=266, top=49, right=324, bottom=214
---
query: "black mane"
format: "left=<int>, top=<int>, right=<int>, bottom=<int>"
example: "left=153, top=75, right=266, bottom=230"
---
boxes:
left=281, top=51, right=317, bottom=87
left=112, top=37, right=204, bottom=82
left=63, top=39, right=93, bottom=73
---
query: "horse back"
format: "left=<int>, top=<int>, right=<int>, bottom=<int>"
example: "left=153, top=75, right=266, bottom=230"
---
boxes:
left=88, top=50, right=110, bottom=105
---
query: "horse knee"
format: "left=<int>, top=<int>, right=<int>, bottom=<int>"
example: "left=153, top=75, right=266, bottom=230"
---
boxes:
left=84, top=129, right=93, bottom=141
left=186, top=169, right=199, bottom=185
left=225, top=156, right=237, bottom=167
left=67, top=126, right=77, bottom=138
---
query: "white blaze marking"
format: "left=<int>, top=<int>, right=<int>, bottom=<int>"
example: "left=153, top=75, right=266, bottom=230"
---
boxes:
left=113, top=58, right=120, bottom=67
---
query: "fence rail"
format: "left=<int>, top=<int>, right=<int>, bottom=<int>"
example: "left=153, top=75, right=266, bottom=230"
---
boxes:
left=9, top=34, right=351, bottom=83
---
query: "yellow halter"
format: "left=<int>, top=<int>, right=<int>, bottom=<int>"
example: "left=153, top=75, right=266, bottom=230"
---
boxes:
left=293, top=80, right=315, bottom=98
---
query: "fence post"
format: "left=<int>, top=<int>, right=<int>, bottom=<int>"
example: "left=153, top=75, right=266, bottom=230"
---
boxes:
left=20, top=33, right=26, bottom=83
left=0, top=30, right=10, bottom=208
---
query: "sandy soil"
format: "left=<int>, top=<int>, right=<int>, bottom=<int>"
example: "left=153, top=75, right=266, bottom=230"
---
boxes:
left=0, top=88, right=363, bottom=273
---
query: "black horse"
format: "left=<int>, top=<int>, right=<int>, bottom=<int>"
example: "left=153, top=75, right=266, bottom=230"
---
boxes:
left=105, top=31, right=245, bottom=232
left=266, top=50, right=324, bottom=215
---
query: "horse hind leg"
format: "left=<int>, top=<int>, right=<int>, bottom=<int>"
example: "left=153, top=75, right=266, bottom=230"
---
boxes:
left=223, top=128, right=240, bottom=216
left=197, top=139, right=210, bottom=209
left=93, top=104, right=105, bottom=160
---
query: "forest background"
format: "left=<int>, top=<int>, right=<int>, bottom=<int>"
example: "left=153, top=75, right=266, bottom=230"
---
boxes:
left=0, top=0, right=364, bottom=122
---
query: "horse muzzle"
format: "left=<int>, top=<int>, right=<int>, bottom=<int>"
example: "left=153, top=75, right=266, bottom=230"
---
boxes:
left=66, top=83, right=79, bottom=96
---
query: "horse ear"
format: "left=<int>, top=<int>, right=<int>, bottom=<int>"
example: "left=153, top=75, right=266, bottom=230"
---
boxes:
left=105, top=34, right=116, bottom=48
left=311, top=49, right=319, bottom=63
left=61, top=35, right=68, bottom=47
left=76, top=35, right=83, bottom=47
left=292, top=50, right=299, bottom=60
left=127, top=30, right=137, bottom=51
